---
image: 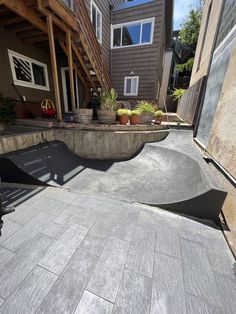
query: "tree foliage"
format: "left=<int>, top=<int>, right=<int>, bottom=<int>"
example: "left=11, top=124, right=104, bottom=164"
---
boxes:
left=175, top=57, right=194, bottom=73
left=179, top=9, right=202, bottom=48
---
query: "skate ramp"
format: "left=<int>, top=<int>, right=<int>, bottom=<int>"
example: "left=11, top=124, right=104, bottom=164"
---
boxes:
left=0, top=137, right=226, bottom=220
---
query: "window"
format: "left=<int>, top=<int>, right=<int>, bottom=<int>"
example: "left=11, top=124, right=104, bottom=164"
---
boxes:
left=124, top=76, right=139, bottom=96
left=112, top=18, right=155, bottom=48
left=8, top=50, right=49, bottom=91
left=62, top=0, right=74, bottom=11
left=91, top=1, right=102, bottom=43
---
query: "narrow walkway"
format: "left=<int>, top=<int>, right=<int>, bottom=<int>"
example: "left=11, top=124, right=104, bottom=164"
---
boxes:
left=0, top=187, right=235, bottom=314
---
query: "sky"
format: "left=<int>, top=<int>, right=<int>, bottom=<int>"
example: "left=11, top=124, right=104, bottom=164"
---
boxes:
left=174, top=0, right=201, bottom=30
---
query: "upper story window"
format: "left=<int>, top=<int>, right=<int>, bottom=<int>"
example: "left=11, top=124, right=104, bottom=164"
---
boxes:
left=91, top=0, right=102, bottom=43
left=112, top=18, right=155, bottom=49
left=124, top=76, right=139, bottom=96
left=8, top=50, right=49, bottom=91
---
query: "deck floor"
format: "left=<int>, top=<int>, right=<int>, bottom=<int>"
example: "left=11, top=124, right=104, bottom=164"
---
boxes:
left=0, top=187, right=235, bottom=314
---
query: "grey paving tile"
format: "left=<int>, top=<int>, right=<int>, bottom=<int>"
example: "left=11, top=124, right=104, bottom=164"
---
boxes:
left=150, top=252, right=186, bottom=314
left=74, top=291, right=113, bottom=314
left=214, top=272, right=236, bottom=314
left=39, top=224, right=88, bottom=274
left=75, top=207, right=101, bottom=229
left=37, top=250, right=98, bottom=314
left=132, top=225, right=156, bottom=251
left=41, top=222, right=69, bottom=239
left=125, top=242, right=155, bottom=278
left=10, top=205, right=43, bottom=225
left=183, top=267, right=222, bottom=308
left=113, top=269, right=152, bottom=314
left=0, top=266, right=57, bottom=314
left=136, top=210, right=157, bottom=230
left=0, top=220, right=22, bottom=244
left=0, top=246, right=16, bottom=270
left=35, top=197, right=68, bottom=216
left=0, top=297, right=4, bottom=308
left=87, top=237, right=129, bottom=302
left=180, top=238, right=211, bottom=274
left=185, top=293, right=223, bottom=314
left=79, top=219, right=113, bottom=256
left=54, top=204, right=84, bottom=226
left=156, top=223, right=181, bottom=258
left=2, top=212, right=54, bottom=251
left=0, top=234, right=55, bottom=299
left=110, top=213, right=137, bottom=242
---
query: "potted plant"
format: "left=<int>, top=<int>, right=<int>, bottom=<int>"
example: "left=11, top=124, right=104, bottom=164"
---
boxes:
left=117, top=108, right=130, bottom=125
left=75, top=100, right=93, bottom=124
left=130, top=110, right=140, bottom=125
left=0, top=94, right=15, bottom=131
left=154, top=110, right=165, bottom=124
left=136, top=101, right=157, bottom=125
left=97, top=88, right=118, bottom=124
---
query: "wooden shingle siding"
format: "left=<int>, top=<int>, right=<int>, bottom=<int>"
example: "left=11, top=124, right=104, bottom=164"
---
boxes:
left=111, top=0, right=165, bottom=99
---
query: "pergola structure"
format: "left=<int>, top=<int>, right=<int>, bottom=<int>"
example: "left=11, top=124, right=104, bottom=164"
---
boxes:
left=0, top=0, right=112, bottom=120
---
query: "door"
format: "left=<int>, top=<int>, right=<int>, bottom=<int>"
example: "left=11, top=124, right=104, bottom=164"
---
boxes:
left=61, top=67, right=80, bottom=112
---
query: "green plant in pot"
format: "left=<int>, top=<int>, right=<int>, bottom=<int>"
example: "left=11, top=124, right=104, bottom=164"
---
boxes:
left=130, top=110, right=140, bottom=125
left=76, top=100, right=93, bottom=124
left=98, top=88, right=118, bottom=124
left=136, top=101, right=157, bottom=125
left=117, top=108, right=130, bottom=125
left=154, top=110, right=165, bottom=124
left=0, top=94, right=15, bottom=132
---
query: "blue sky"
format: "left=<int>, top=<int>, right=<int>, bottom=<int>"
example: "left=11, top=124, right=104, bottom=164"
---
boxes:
left=174, top=0, right=201, bottom=30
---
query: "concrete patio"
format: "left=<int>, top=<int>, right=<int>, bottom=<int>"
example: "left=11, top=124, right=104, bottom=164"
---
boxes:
left=0, top=186, right=235, bottom=314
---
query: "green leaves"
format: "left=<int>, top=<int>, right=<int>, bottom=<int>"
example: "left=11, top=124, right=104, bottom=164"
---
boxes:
left=179, top=9, right=202, bottom=48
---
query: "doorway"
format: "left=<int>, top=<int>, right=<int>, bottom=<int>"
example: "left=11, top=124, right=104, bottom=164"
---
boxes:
left=61, top=67, right=80, bottom=112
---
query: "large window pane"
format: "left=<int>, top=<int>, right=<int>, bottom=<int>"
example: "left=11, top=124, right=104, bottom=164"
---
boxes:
left=92, top=5, right=96, bottom=30
left=13, top=56, right=32, bottom=82
left=131, top=78, right=138, bottom=94
left=32, top=63, right=46, bottom=86
left=113, top=28, right=121, bottom=47
left=142, top=22, right=152, bottom=43
left=122, top=24, right=141, bottom=46
left=126, top=79, right=131, bottom=93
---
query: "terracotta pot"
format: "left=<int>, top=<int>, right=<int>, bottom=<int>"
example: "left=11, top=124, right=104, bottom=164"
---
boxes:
left=155, top=116, right=163, bottom=124
left=75, top=108, right=93, bottom=124
left=130, top=115, right=140, bottom=125
left=139, top=114, right=153, bottom=125
left=119, top=114, right=129, bottom=125
left=97, top=110, right=116, bottom=124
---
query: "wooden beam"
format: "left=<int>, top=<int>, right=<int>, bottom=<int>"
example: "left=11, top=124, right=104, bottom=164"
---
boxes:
left=5, top=22, right=35, bottom=32
left=66, top=31, right=76, bottom=113
left=0, top=16, right=23, bottom=26
left=47, top=14, right=62, bottom=121
left=1, top=0, right=47, bottom=33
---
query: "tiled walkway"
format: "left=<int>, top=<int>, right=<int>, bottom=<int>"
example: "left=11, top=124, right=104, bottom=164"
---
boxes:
left=0, top=188, right=235, bottom=313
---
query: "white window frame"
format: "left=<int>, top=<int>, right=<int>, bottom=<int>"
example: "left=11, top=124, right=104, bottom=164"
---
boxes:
left=8, top=49, right=50, bottom=91
left=90, top=0, right=102, bottom=44
left=124, top=76, right=139, bottom=96
left=111, top=17, right=155, bottom=49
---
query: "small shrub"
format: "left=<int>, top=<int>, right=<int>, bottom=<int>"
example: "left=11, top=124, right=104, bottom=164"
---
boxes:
left=171, top=88, right=186, bottom=100
left=136, top=101, right=157, bottom=115
left=0, top=94, right=15, bottom=125
left=100, top=88, right=118, bottom=111
left=117, top=108, right=130, bottom=116
left=154, top=110, right=165, bottom=117
left=130, top=110, right=140, bottom=116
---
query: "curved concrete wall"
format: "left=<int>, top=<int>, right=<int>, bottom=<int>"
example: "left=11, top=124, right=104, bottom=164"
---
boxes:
left=0, top=129, right=169, bottom=160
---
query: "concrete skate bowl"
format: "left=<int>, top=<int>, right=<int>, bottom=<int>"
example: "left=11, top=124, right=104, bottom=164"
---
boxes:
left=0, top=141, right=226, bottom=220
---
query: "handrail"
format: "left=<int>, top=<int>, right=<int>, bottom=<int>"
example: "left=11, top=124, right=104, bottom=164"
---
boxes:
left=74, top=0, right=111, bottom=90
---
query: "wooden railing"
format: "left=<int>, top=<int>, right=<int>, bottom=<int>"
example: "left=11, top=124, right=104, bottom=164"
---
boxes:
left=74, top=0, right=112, bottom=90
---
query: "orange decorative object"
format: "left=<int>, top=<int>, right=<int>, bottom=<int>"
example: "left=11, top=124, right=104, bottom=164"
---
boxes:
left=41, top=99, right=57, bottom=118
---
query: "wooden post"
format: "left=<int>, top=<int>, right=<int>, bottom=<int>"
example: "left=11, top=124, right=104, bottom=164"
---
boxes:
left=66, top=31, right=76, bottom=113
left=47, top=15, right=62, bottom=121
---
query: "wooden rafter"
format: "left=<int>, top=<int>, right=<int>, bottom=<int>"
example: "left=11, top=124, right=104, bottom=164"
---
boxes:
left=1, top=0, right=47, bottom=33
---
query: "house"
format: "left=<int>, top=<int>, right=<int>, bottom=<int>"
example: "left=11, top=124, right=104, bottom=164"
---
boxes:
left=0, top=0, right=173, bottom=120
left=176, top=0, right=236, bottom=248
